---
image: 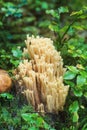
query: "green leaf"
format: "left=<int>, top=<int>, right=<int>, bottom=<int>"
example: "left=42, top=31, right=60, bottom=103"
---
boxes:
left=64, top=80, right=75, bottom=87
left=58, top=6, right=69, bottom=14
left=69, top=101, right=79, bottom=113
left=0, top=93, right=14, bottom=100
left=37, top=117, right=44, bottom=127
left=79, top=15, right=87, bottom=19
left=73, top=25, right=84, bottom=31
left=67, top=66, right=79, bottom=74
left=21, top=113, right=39, bottom=122
left=74, top=89, right=83, bottom=97
left=73, top=112, right=79, bottom=122
left=10, top=59, right=20, bottom=67
left=49, top=24, right=59, bottom=32
left=46, top=10, right=60, bottom=19
left=77, top=75, right=86, bottom=86
left=79, top=70, right=87, bottom=78
left=64, top=71, right=76, bottom=80
left=42, top=2, right=48, bottom=9
left=4, top=2, right=15, bottom=8
left=60, top=25, right=68, bottom=33
left=12, top=49, right=22, bottom=58
left=70, top=10, right=83, bottom=16
left=44, top=123, right=50, bottom=129
left=21, top=113, right=32, bottom=122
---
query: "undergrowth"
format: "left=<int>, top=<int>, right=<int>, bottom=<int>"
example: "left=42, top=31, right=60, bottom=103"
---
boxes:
left=0, top=2, right=87, bottom=130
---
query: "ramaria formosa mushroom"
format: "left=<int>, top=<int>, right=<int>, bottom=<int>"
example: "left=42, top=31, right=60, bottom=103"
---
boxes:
left=14, top=35, right=69, bottom=113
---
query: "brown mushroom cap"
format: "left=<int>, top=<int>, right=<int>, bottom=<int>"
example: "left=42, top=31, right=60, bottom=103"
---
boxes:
left=0, top=70, right=12, bottom=93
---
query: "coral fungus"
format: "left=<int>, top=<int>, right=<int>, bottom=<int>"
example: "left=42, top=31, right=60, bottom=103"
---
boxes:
left=14, top=35, right=69, bottom=113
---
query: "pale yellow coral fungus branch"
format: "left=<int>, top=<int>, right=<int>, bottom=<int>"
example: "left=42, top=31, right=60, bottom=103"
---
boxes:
left=14, top=35, right=69, bottom=113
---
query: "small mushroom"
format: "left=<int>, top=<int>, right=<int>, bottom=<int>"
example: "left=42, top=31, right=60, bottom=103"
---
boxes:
left=0, top=70, right=12, bottom=93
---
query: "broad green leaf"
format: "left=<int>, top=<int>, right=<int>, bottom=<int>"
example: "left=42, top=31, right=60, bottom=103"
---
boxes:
left=76, top=49, right=82, bottom=54
left=64, top=71, right=76, bottom=80
left=21, top=113, right=31, bottom=122
left=80, top=54, right=87, bottom=59
left=67, top=66, right=79, bottom=74
left=74, top=89, right=83, bottom=97
left=73, top=112, right=79, bottom=122
left=37, top=117, right=44, bottom=127
left=3, top=2, right=15, bottom=7
left=73, top=25, right=84, bottom=31
left=21, top=113, right=38, bottom=122
left=68, top=45, right=75, bottom=50
left=83, top=6, right=87, bottom=11
left=39, top=20, right=50, bottom=27
left=58, top=6, right=69, bottom=14
left=77, top=75, right=86, bottom=86
left=83, top=6, right=87, bottom=10
left=69, top=101, right=79, bottom=113
left=46, top=10, right=60, bottom=19
left=42, top=2, right=48, bottom=9
left=12, top=49, right=22, bottom=58
left=31, top=113, right=39, bottom=118
left=64, top=80, right=75, bottom=87
left=44, top=123, right=50, bottom=129
left=79, top=15, right=87, bottom=19
left=10, top=59, right=20, bottom=67
left=70, top=10, right=83, bottom=16
left=60, top=25, right=68, bottom=34
left=49, top=24, right=59, bottom=32
left=0, top=93, right=14, bottom=100
left=24, top=17, right=36, bottom=23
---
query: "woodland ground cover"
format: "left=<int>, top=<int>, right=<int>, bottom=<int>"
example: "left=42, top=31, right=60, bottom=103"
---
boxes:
left=0, top=0, right=87, bottom=130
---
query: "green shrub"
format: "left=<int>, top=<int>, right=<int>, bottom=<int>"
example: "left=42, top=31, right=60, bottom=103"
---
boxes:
left=46, top=6, right=87, bottom=129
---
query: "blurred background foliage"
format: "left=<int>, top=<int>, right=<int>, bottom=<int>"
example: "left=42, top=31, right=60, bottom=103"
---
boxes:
left=0, top=0, right=87, bottom=70
left=0, top=0, right=87, bottom=45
